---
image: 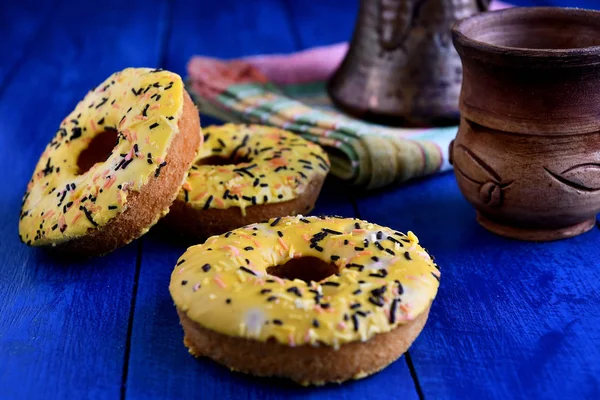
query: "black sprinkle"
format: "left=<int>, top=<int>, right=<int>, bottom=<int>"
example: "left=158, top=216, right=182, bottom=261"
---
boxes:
left=312, top=319, right=320, bottom=328
left=376, top=231, right=383, bottom=240
left=356, top=310, right=368, bottom=317
left=149, top=122, right=159, bottom=129
left=277, top=231, right=283, bottom=237
left=177, top=259, right=186, bottom=266
left=273, top=319, right=283, bottom=326
left=389, top=299, right=398, bottom=324
left=350, top=303, right=361, bottom=309
left=286, top=287, right=302, bottom=297
left=203, top=195, right=213, bottom=210
left=79, top=206, right=98, bottom=227
left=181, top=280, right=188, bottom=285
left=394, top=280, right=404, bottom=295
left=155, top=161, right=167, bottom=177
left=300, top=218, right=310, bottom=224
left=320, top=303, right=330, bottom=309
left=354, top=222, right=361, bottom=229
left=244, top=246, right=254, bottom=251
left=226, top=298, right=232, bottom=304
left=347, top=263, right=364, bottom=272
left=270, top=217, right=281, bottom=226
left=322, top=228, right=343, bottom=235
left=385, top=248, right=396, bottom=256
left=201, top=264, right=211, bottom=272
left=224, top=231, right=233, bottom=238
left=330, top=255, right=340, bottom=261
left=374, top=242, right=384, bottom=250
left=431, top=272, right=440, bottom=282
left=322, top=282, right=340, bottom=287
left=266, top=296, right=278, bottom=302
left=371, top=286, right=387, bottom=297
left=404, top=251, right=412, bottom=260
left=372, top=256, right=380, bottom=262
left=351, top=314, right=359, bottom=331
left=387, top=236, right=403, bottom=246
left=368, top=297, right=385, bottom=307
left=260, top=289, right=272, bottom=294
left=239, top=266, right=257, bottom=276
left=95, top=97, right=108, bottom=109
left=354, top=247, right=364, bottom=251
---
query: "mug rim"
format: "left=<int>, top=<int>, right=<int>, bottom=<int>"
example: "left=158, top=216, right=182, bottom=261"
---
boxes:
left=452, top=7, right=600, bottom=63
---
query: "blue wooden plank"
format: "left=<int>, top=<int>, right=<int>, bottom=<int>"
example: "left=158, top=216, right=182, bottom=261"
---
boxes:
left=355, top=172, right=600, bottom=399
left=283, top=0, right=359, bottom=48
left=0, top=0, right=168, bottom=398
left=0, top=0, right=57, bottom=90
left=125, top=0, right=418, bottom=398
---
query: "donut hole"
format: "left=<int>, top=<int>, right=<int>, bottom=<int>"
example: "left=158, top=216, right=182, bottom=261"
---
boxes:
left=266, top=257, right=339, bottom=284
left=195, top=154, right=252, bottom=167
left=76, top=129, right=119, bottom=175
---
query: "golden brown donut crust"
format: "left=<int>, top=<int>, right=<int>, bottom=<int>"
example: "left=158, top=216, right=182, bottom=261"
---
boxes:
left=177, top=304, right=430, bottom=385
left=162, top=174, right=326, bottom=240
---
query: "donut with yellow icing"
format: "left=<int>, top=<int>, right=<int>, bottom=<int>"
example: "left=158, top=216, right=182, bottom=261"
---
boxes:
left=19, top=67, right=201, bottom=257
left=170, top=215, right=440, bottom=385
left=163, top=124, right=329, bottom=239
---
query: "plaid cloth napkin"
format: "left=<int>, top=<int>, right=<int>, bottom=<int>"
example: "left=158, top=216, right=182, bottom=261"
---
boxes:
left=187, top=1, right=509, bottom=189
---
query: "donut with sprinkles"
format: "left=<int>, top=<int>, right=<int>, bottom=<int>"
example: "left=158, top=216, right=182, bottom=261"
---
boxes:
left=163, top=124, right=330, bottom=239
left=170, top=215, right=440, bottom=385
left=19, top=68, right=201, bottom=256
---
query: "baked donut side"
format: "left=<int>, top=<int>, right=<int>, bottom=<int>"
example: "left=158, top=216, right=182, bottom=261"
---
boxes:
left=162, top=124, right=330, bottom=240
left=177, top=305, right=430, bottom=385
left=164, top=174, right=325, bottom=240
left=55, top=92, right=200, bottom=256
left=170, top=216, right=440, bottom=384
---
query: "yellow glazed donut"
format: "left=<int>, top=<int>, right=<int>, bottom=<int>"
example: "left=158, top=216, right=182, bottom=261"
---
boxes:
left=19, top=68, right=201, bottom=257
left=170, top=215, right=440, bottom=385
left=163, top=124, right=329, bottom=239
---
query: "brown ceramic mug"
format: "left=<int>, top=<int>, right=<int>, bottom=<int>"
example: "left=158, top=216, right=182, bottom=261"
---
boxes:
left=450, top=7, right=600, bottom=241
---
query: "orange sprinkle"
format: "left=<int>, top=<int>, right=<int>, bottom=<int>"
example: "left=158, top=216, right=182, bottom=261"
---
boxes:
left=182, top=182, right=192, bottom=191
left=71, top=213, right=82, bottom=225
left=90, top=119, right=97, bottom=132
left=288, top=333, right=296, bottom=347
left=269, top=157, right=288, bottom=167
left=278, top=237, right=288, bottom=251
left=112, top=103, right=120, bottom=109
left=193, top=192, right=207, bottom=201
left=103, top=176, right=117, bottom=189
left=336, top=322, right=347, bottom=330
left=353, top=229, right=366, bottom=234
left=358, top=251, right=373, bottom=256
left=400, top=304, right=410, bottom=313
left=223, top=245, right=240, bottom=256
left=149, top=104, right=161, bottom=110
left=134, top=115, right=148, bottom=120
left=214, top=198, right=225, bottom=207
left=213, top=275, right=227, bottom=289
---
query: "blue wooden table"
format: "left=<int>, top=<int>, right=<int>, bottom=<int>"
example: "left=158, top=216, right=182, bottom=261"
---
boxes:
left=1, top=0, right=599, bottom=399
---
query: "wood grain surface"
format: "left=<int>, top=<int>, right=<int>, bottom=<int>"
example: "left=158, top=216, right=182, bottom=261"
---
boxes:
left=0, top=0, right=598, bottom=399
